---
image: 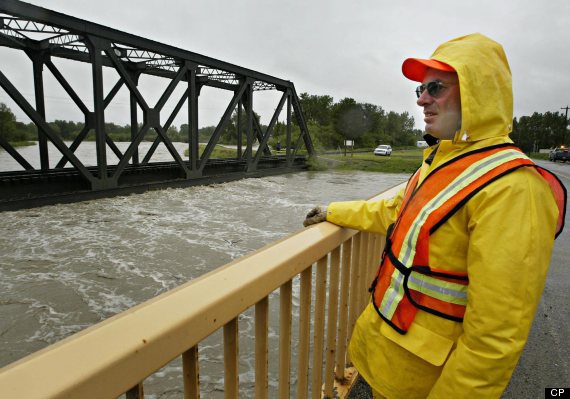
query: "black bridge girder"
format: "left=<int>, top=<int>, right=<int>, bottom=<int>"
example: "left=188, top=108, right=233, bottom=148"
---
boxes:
left=0, top=155, right=308, bottom=211
left=0, top=0, right=315, bottom=210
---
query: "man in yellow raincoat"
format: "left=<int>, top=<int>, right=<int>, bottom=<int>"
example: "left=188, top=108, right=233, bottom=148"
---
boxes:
left=304, top=33, right=565, bottom=398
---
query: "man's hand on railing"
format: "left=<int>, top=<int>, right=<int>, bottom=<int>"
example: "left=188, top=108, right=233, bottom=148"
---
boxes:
left=303, top=206, right=328, bottom=227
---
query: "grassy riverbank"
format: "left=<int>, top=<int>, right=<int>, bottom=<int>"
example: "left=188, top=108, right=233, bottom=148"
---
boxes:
left=310, top=149, right=550, bottom=173
left=1, top=141, right=36, bottom=148
left=184, top=144, right=244, bottom=158
left=311, top=149, right=424, bottom=173
left=182, top=145, right=422, bottom=172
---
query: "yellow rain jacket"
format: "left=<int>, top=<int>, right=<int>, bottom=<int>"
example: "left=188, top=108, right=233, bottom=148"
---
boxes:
left=326, top=34, right=561, bottom=398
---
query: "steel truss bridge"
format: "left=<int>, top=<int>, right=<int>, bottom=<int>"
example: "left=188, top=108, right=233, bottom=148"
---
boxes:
left=0, top=0, right=314, bottom=211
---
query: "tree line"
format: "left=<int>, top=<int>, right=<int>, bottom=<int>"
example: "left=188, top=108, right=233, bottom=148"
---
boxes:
left=1, top=99, right=568, bottom=152
left=510, top=111, right=569, bottom=152
left=0, top=102, right=215, bottom=144
left=0, top=102, right=272, bottom=146
left=296, top=93, right=421, bottom=149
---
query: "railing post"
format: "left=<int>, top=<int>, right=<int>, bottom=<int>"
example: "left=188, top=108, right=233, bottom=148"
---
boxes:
left=182, top=346, right=200, bottom=399
left=366, top=233, right=375, bottom=289
left=335, top=239, right=352, bottom=379
left=224, top=318, right=239, bottom=398
left=358, top=233, right=370, bottom=314
left=296, top=266, right=313, bottom=398
left=255, top=297, right=269, bottom=399
left=126, top=383, right=144, bottom=399
left=324, top=247, right=341, bottom=397
left=311, top=256, right=328, bottom=399
left=279, top=280, right=293, bottom=399
left=347, top=233, right=362, bottom=366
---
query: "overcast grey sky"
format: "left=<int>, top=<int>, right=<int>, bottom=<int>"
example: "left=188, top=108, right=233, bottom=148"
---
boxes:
left=3, top=0, right=570, bottom=130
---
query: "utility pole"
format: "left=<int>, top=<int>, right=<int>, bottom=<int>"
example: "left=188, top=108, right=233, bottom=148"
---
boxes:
left=562, top=106, right=569, bottom=145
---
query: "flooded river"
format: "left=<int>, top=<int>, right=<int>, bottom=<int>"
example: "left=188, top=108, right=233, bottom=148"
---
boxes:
left=0, top=155, right=408, bottom=397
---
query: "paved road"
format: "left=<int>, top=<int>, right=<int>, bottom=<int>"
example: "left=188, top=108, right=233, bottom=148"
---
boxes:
left=348, top=160, right=570, bottom=399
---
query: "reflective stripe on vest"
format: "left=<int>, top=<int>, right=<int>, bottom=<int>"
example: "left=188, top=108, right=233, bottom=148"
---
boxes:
left=371, top=144, right=567, bottom=334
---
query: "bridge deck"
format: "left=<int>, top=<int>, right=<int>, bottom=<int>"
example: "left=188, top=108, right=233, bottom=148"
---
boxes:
left=0, top=155, right=308, bottom=211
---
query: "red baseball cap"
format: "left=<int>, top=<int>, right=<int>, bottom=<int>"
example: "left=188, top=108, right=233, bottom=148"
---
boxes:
left=402, top=58, right=455, bottom=82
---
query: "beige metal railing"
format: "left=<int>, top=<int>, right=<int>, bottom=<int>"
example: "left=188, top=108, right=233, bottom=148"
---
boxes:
left=0, top=184, right=404, bottom=399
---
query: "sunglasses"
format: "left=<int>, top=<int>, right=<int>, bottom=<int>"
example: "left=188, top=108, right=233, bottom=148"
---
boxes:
left=415, top=80, right=454, bottom=98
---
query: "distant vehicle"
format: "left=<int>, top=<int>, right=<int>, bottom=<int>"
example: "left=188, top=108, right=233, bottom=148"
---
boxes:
left=374, top=144, right=392, bottom=156
left=549, top=146, right=570, bottom=162
left=416, top=140, right=429, bottom=148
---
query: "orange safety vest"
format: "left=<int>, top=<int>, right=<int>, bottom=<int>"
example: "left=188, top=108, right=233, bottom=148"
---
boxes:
left=370, top=144, right=566, bottom=334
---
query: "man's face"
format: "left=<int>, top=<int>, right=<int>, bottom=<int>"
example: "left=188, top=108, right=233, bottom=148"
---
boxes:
left=417, top=68, right=461, bottom=140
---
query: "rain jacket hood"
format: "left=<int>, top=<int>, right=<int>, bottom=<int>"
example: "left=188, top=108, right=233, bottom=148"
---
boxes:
left=410, top=33, right=514, bottom=143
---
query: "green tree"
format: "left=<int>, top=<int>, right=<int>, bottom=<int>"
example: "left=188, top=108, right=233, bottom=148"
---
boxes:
left=333, top=98, right=372, bottom=146
left=179, top=124, right=217, bottom=143
left=305, top=120, right=343, bottom=150
left=217, top=109, right=263, bottom=145
left=298, top=93, right=333, bottom=125
left=51, top=119, right=83, bottom=140
left=165, top=125, right=182, bottom=141
left=511, top=111, right=567, bottom=152
left=293, top=93, right=420, bottom=150
left=0, top=103, right=28, bottom=141
left=199, top=126, right=215, bottom=142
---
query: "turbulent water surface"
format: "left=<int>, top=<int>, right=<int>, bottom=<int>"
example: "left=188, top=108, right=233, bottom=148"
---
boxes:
left=0, top=166, right=408, bottom=397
